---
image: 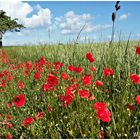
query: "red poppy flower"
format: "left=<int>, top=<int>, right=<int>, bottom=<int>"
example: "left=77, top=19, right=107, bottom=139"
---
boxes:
left=103, top=68, right=114, bottom=77
left=88, top=95, right=96, bottom=101
left=34, top=63, right=43, bottom=73
left=68, top=65, right=83, bottom=74
left=130, top=74, right=140, bottom=84
left=82, top=74, right=92, bottom=86
left=22, top=117, right=34, bottom=126
left=18, top=61, right=23, bottom=69
left=94, top=102, right=111, bottom=123
left=25, top=61, right=32, bottom=71
left=96, top=80, right=104, bottom=87
left=13, top=94, right=26, bottom=107
left=42, top=84, right=56, bottom=92
left=136, top=46, right=140, bottom=54
left=93, top=102, right=107, bottom=110
left=18, top=82, right=24, bottom=90
left=7, top=103, right=12, bottom=108
left=2, top=58, right=9, bottom=64
left=136, top=95, right=140, bottom=106
left=65, top=84, right=78, bottom=97
left=3, top=70, right=9, bottom=75
left=63, top=99, right=73, bottom=107
left=48, top=106, right=53, bottom=112
left=35, top=112, right=44, bottom=120
left=2, top=119, right=8, bottom=125
left=59, top=94, right=74, bottom=107
left=6, top=114, right=11, bottom=120
left=75, top=66, right=84, bottom=74
left=68, top=65, right=76, bottom=71
left=0, top=80, right=6, bottom=87
left=46, top=61, right=52, bottom=69
left=46, top=74, right=58, bottom=87
left=39, top=57, right=46, bottom=65
left=128, top=103, right=136, bottom=111
left=51, top=71, right=57, bottom=75
left=78, top=90, right=90, bottom=98
left=6, top=123, right=13, bottom=129
left=66, top=87, right=74, bottom=97
left=55, top=62, right=64, bottom=70
left=25, top=70, right=29, bottom=77
left=71, top=78, right=77, bottom=83
left=86, top=52, right=95, bottom=62
left=130, top=74, right=138, bottom=80
left=42, top=84, right=49, bottom=92
left=90, top=66, right=96, bottom=72
left=97, top=108, right=111, bottom=123
left=11, top=64, right=17, bottom=71
left=99, top=130, right=105, bottom=139
left=61, top=72, right=69, bottom=80
left=7, top=133, right=12, bottom=139
left=71, top=84, right=79, bottom=91
left=0, top=73, right=4, bottom=78
left=6, top=74, right=13, bottom=82
left=34, top=72, right=41, bottom=80
left=105, top=89, right=109, bottom=94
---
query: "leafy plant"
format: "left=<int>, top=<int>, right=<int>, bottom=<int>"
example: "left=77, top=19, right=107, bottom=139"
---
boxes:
left=0, top=10, right=24, bottom=47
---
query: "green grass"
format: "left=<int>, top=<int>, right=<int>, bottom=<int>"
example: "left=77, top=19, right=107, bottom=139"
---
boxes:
left=1, top=40, right=140, bottom=138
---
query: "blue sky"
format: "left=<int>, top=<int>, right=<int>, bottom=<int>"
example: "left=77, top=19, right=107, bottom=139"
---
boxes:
left=0, top=1, right=140, bottom=46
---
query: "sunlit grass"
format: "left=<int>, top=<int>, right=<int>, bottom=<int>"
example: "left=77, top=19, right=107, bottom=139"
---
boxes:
left=0, top=40, right=140, bottom=138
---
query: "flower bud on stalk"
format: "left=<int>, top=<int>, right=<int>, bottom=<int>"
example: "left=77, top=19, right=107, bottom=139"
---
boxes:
left=112, top=12, right=116, bottom=22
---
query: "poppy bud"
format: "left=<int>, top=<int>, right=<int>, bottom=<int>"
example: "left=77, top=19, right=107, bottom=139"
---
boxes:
left=112, top=12, right=116, bottom=22
left=115, top=5, right=120, bottom=11
left=116, top=1, right=120, bottom=5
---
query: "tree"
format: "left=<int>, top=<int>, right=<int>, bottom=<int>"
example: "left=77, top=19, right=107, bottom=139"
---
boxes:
left=0, top=10, right=24, bottom=47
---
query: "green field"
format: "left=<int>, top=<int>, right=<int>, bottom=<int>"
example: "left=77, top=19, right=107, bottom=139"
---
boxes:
left=1, top=41, right=140, bottom=138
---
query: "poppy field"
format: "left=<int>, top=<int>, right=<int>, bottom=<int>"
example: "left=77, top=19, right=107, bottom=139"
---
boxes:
left=0, top=41, right=140, bottom=138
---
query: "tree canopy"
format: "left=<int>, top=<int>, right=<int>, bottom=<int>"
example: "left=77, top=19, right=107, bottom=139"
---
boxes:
left=0, top=10, right=24, bottom=35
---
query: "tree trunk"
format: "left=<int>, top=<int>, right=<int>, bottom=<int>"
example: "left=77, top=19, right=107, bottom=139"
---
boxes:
left=0, top=32, right=2, bottom=48
left=0, top=41, right=2, bottom=47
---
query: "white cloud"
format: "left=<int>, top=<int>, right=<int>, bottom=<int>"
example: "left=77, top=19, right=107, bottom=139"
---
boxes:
left=0, top=0, right=51, bottom=28
left=22, top=8, right=51, bottom=28
left=0, top=0, right=33, bottom=20
left=119, top=13, right=131, bottom=21
left=55, top=11, right=111, bottom=35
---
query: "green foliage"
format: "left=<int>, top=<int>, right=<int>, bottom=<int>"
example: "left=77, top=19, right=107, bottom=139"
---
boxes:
left=0, top=41, right=140, bottom=138
left=0, top=10, right=24, bottom=35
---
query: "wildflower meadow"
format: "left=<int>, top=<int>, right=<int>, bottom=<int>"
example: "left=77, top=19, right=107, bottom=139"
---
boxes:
left=0, top=1, right=140, bottom=139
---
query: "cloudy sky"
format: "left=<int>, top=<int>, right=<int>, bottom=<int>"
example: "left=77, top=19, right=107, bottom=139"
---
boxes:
left=0, top=0, right=140, bottom=46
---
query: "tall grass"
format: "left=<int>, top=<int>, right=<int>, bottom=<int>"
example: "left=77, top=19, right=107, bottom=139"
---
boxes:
left=1, top=1, right=140, bottom=138
left=0, top=39, right=140, bottom=138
